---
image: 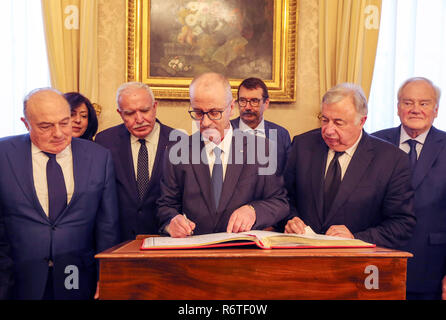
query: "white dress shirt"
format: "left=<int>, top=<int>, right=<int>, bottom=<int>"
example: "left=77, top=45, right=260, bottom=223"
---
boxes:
left=325, top=131, right=363, bottom=180
left=238, top=118, right=266, bottom=138
left=130, top=121, right=160, bottom=179
left=32, top=143, right=74, bottom=217
left=398, top=126, right=428, bottom=159
left=203, top=125, right=233, bottom=180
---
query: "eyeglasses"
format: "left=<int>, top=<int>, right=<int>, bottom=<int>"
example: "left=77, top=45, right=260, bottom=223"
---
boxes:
left=318, top=113, right=347, bottom=128
left=237, top=97, right=262, bottom=107
left=188, top=109, right=225, bottom=120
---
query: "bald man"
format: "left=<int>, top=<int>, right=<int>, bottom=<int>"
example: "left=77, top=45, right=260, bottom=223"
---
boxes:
left=157, top=73, right=289, bottom=237
left=0, top=88, right=120, bottom=299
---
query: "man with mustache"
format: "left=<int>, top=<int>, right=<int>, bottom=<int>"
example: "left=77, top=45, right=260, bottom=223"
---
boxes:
left=157, top=72, right=289, bottom=237
left=373, top=77, right=446, bottom=300
left=282, top=83, right=415, bottom=249
left=231, top=78, right=291, bottom=174
left=96, top=82, right=176, bottom=240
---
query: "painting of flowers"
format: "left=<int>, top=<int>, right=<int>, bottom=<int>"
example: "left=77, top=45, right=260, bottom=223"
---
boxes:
left=148, top=0, right=274, bottom=79
left=127, top=0, right=298, bottom=101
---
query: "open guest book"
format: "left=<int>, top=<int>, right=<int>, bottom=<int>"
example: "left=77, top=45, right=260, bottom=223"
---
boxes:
left=140, top=229, right=375, bottom=250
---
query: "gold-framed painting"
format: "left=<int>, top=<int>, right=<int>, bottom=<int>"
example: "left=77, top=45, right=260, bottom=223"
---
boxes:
left=126, top=0, right=298, bottom=102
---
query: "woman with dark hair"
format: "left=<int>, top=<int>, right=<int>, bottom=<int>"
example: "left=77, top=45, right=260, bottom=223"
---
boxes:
left=64, top=92, right=98, bottom=140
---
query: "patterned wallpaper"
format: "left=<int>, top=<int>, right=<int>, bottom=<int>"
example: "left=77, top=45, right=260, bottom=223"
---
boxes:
left=97, top=0, right=320, bottom=137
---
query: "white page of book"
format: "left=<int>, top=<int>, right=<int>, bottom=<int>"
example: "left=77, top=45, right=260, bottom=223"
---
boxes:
left=143, top=232, right=253, bottom=248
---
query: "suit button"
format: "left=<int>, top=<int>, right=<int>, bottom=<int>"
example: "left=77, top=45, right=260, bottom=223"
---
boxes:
left=45, top=258, right=54, bottom=267
left=138, top=210, right=142, bottom=215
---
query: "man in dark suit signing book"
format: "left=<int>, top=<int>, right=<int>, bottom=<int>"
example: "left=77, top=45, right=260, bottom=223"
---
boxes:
left=157, top=72, right=289, bottom=237
left=282, top=83, right=416, bottom=249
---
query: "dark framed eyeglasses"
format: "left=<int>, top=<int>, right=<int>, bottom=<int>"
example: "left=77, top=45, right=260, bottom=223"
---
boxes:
left=237, top=97, right=263, bottom=107
left=188, top=109, right=225, bottom=120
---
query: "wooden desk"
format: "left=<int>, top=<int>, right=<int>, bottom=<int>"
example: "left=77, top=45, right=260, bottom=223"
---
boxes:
left=95, top=240, right=412, bottom=300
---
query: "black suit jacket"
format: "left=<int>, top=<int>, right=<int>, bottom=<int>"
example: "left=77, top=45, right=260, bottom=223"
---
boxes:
left=283, top=128, right=416, bottom=248
left=373, top=126, right=446, bottom=294
left=157, top=132, right=289, bottom=234
left=95, top=120, right=175, bottom=240
left=230, top=117, right=291, bottom=175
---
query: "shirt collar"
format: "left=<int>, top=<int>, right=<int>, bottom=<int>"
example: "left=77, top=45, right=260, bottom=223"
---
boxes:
left=204, top=125, right=233, bottom=156
left=238, top=117, right=265, bottom=135
left=400, top=126, right=429, bottom=145
left=329, top=130, right=363, bottom=158
left=32, top=142, right=72, bottom=158
left=130, top=121, right=160, bottom=145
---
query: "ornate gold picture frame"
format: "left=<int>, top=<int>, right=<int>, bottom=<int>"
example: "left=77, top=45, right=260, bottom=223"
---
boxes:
left=126, top=0, right=298, bottom=102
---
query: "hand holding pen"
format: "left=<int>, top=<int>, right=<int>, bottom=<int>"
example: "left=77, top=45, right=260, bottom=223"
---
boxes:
left=165, top=213, right=196, bottom=238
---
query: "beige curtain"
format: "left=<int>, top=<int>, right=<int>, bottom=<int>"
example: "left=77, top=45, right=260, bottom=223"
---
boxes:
left=319, top=0, right=382, bottom=100
left=41, top=0, right=98, bottom=103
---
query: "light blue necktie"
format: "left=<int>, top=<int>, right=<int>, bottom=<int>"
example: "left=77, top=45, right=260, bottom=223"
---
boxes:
left=211, top=147, right=223, bottom=209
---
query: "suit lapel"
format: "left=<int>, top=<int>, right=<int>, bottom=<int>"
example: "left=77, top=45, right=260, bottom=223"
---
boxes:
left=412, top=127, right=445, bottom=190
left=115, top=125, right=139, bottom=201
left=190, top=137, right=216, bottom=217
left=7, top=135, right=49, bottom=222
left=325, top=132, right=373, bottom=225
left=231, top=117, right=241, bottom=131
left=217, top=136, right=243, bottom=212
left=383, top=126, right=401, bottom=146
left=264, top=120, right=270, bottom=139
left=146, top=123, right=168, bottom=192
left=311, top=136, right=328, bottom=226
left=381, top=126, right=445, bottom=190
left=63, top=139, right=91, bottom=222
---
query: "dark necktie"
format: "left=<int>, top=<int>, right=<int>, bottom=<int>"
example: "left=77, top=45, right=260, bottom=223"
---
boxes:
left=137, top=139, right=149, bottom=200
left=323, top=151, right=344, bottom=219
left=44, top=152, right=67, bottom=222
left=406, top=139, right=418, bottom=168
left=211, top=147, right=223, bottom=209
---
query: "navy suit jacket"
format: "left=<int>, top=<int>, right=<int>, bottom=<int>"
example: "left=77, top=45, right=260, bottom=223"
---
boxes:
left=373, top=126, right=446, bottom=294
left=95, top=120, right=176, bottom=240
left=0, top=135, right=120, bottom=300
left=230, top=117, right=291, bottom=175
left=157, top=132, right=289, bottom=234
left=283, top=128, right=416, bottom=249
left=0, top=202, right=13, bottom=299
